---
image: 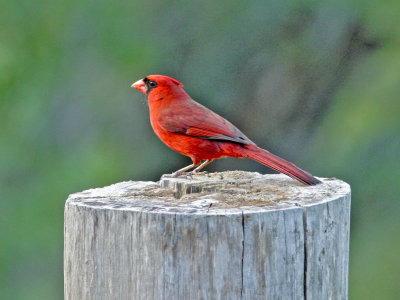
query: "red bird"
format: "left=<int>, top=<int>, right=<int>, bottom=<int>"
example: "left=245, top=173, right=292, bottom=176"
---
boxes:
left=131, top=75, right=320, bottom=185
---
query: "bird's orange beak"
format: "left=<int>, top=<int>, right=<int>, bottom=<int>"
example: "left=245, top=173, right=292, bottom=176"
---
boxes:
left=131, top=79, right=147, bottom=94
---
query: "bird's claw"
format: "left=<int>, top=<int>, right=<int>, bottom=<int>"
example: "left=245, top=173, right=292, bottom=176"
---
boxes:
left=190, top=171, right=208, bottom=176
left=170, top=171, right=193, bottom=178
left=163, top=170, right=208, bottom=179
left=172, top=171, right=184, bottom=177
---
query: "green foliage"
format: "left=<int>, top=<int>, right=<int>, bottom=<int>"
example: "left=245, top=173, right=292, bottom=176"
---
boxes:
left=0, top=0, right=399, bottom=299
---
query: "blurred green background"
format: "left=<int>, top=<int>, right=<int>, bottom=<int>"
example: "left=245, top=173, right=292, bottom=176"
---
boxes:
left=1, top=0, right=399, bottom=299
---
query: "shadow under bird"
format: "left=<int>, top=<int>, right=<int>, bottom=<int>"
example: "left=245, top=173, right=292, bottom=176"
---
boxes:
left=131, top=75, right=321, bottom=185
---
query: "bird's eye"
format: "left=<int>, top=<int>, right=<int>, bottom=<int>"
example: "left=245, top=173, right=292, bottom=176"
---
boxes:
left=148, top=81, right=157, bottom=87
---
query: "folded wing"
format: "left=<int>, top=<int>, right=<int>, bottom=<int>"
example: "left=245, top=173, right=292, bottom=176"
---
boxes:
left=158, top=100, right=254, bottom=145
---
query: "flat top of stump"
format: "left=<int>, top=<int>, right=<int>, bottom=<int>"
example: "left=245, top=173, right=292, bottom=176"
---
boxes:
left=67, top=171, right=350, bottom=215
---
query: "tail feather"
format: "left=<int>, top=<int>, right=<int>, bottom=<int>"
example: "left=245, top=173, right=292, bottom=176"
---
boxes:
left=245, top=145, right=321, bottom=185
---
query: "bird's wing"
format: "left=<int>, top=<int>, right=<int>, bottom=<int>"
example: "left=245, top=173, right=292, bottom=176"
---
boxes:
left=158, top=100, right=254, bottom=145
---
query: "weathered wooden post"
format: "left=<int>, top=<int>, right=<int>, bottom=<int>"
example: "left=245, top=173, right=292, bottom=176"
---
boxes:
left=64, top=171, right=350, bottom=300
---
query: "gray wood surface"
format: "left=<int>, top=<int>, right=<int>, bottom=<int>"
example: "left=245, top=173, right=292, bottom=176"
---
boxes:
left=64, top=171, right=351, bottom=300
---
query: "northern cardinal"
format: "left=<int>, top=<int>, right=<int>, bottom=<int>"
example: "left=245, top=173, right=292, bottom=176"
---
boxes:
left=131, top=75, right=321, bottom=185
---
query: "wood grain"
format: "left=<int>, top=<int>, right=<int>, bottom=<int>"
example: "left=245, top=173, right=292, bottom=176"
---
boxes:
left=64, top=171, right=350, bottom=300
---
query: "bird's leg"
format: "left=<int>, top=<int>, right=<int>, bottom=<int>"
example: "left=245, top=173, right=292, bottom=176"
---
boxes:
left=172, top=163, right=198, bottom=177
left=191, top=159, right=214, bottom=173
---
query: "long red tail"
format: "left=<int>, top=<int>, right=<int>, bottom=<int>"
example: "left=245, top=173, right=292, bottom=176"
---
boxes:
left=244, top=145, right=321, bottom=185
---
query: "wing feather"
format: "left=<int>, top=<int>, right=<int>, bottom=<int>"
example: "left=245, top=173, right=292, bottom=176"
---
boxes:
left=158, top=100, right=254, bottom=145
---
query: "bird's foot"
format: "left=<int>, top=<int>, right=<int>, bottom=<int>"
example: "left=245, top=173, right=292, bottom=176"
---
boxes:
left=172, top=171, right=185, bottom=177
left=167, top=171, right=192, bottom=178
left=162, top=170, right=208, bottom=179
left=189, top=171, right=208, bottom=175
left=184, top=171, right=208, bottom=177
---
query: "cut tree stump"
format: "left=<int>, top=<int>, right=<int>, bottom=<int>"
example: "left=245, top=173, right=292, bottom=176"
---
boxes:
left=64, top=171, right=351, bottom=300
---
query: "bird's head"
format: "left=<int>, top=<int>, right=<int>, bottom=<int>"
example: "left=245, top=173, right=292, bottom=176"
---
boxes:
left=131, top=75, right=184, bottom=96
